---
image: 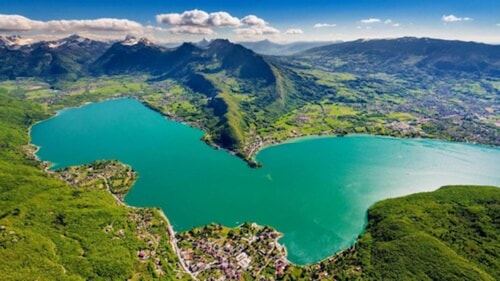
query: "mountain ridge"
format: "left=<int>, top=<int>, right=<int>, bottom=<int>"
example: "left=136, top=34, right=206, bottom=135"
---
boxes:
left=239, top=39, right=341, bottom=55
left=0, top=35, right=498, bottom=163
left=299, top=37, right=500, bottom=75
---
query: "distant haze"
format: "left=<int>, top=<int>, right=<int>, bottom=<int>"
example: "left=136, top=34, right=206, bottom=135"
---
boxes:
left=0, top=0, right=498, bottom=43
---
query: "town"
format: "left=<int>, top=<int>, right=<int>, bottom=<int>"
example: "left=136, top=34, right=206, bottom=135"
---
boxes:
left=177, top=223, right=289, bottom=280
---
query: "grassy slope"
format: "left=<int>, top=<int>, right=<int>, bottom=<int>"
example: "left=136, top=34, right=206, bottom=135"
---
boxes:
left=0, top=89, right=189, bottom=280
left=359, top=185, right=499, bottom=280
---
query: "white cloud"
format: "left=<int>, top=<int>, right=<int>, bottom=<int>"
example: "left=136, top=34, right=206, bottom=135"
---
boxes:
left=234, top=25, right=280, bottom=36
left=0, top=14, right=37, bottom=31
left=497, top=23, right=500, bottom=26
left=156, top=9, right=240, bottom=34
left=0, top=14, right=144, bottom=33
left=156, top=10, right=208, bottom=26
left=314, top=23, right=336, bottom=28
left=384, top=19, right=400, bottom=27
left=441, top=14, right=473, bottom=22
left=360, top=18, right=381, bottom=24
left=168, top=26, right=213, bottom=35
left=234, top=14, right=280, bottom=37
left=207, top=12, right=240, bottom=27
left=48, top=19, right=144, bottom=33
left=156, top=10, right=279, bottom=36
left=156, top=10, right=240, bottom=28
left=285, top=28, right=304, bottom=35
left=442, top=15, right=461, bottom=22
left=144, top=25, right=168, bottom=32
left=241, top=15, right=267, bottom=27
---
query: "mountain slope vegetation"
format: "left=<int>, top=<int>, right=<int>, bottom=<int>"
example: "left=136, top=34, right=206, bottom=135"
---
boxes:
left=0, top=86, right=189, bottom=280
left=0, top=36, right=498, bottom=165
left=359, top=185, right=499, bottom=280
left=0, top=35, right=110, bottom=82
left=91, top=38, right=282, bottom=155
left=299, top=37, right=500, bottom=75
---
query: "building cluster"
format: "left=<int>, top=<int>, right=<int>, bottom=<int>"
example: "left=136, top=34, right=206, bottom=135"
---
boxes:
left=177, top=223, right=290, bottom=280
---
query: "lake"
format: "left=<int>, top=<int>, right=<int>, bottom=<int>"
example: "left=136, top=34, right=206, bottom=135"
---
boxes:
left=31, top=98, right=500, bottom=264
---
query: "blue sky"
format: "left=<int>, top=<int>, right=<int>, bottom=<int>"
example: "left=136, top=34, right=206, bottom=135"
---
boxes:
left=1, top=0, right=499, bottom=43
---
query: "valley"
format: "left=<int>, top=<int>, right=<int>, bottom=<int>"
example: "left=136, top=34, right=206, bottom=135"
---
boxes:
left=2, top=35, right=498, bottom=166
left=29, top=97, right=500, bottom=274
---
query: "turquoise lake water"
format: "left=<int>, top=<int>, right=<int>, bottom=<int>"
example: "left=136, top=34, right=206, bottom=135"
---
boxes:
left=30, top=98, right=500, bottom=264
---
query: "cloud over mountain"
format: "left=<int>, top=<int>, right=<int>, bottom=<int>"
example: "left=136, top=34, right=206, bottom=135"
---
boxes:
left=168, top=26, right=214, bottom=35
left=0, top=14, right=144, bottom=33
left=156, top=10, right=240, bottom=30
left=241, top=15, right=267, bottom=27
left=156, top=10, right=279, bottom=36
left=234, top=25, right=280, bottom=36
left=234, top=15, right=280, bottom=37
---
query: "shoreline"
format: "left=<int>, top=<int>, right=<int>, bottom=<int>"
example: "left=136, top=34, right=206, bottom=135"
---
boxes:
left=156, top=210, right=198, bottom=281
left=26, top=97, right=500, bottom=269
left=248, top=132, right=500, bottom=167
left=32, top=96, right=499, bottom=170
left=131, top=97, right=500, bottom=168
left=28, top=97, right=128, bottom=166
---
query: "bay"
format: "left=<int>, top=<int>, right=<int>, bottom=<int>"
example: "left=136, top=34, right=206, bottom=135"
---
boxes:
left=31, top=98, right=500, bottom=264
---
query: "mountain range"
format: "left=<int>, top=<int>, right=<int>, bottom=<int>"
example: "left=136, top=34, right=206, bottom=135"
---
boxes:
left=299, top=37, right=500, bottom=76
left=2, top=35, right=498, bottom=80
left=1, top=34, right=498, bottom=161
left=0, top=35, right=110, bottom=80
left=237, top=39, right=339, bottom=55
